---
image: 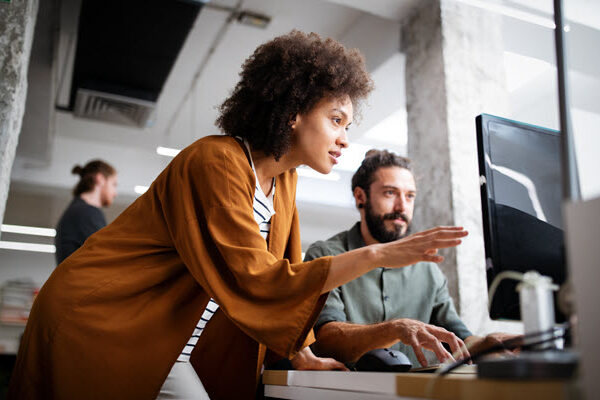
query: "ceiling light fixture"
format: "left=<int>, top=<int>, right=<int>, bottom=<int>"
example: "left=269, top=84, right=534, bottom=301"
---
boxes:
left=237, top=11, right=271, bottom=29
left=134, top=186, right=149, bottom=195
left=156, top=146, right=181, bottom=157
left=1, top=224, right=56, bottom=237
left=0, top=241, right=56, bottom=254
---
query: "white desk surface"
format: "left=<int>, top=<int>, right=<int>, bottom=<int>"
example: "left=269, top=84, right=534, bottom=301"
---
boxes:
left=263, top=369, right=577, bottom=400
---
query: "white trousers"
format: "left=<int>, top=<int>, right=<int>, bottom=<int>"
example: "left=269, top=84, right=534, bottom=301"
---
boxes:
left=157, top=361, right=210, bottom=400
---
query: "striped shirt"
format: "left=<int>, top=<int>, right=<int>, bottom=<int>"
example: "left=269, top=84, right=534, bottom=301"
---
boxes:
left=177, top=140, right=275, bottom=362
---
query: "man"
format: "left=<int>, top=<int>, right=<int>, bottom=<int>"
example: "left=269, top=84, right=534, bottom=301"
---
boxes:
left=55, top=159, right=117, bottom=264
left=305, top=150, right=511, bottom=368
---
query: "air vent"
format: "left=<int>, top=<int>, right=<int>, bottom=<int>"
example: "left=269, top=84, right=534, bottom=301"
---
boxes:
left=73, top=89, right=156, bottom=128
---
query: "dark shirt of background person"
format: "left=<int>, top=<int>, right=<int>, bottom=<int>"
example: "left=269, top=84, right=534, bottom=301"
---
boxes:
left=55, top=160, right=117, bottom=265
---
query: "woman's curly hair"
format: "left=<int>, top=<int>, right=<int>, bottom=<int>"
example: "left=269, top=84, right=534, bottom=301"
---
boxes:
left=216, top=30, right=374, bottom=160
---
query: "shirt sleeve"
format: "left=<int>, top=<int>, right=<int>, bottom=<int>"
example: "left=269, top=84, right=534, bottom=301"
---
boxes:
left=304, top=243, right=347, bottom=330
left=430, top=267, right=472, bottom=340
left=159, top=144, right=331, bottom=357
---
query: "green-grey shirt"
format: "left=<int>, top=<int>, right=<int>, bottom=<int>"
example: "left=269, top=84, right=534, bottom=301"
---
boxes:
left=305, top=222, right=472, bottom=366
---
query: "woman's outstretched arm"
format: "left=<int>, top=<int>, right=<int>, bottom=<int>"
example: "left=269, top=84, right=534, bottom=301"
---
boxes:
left=322, top=226, right=468, bottom=294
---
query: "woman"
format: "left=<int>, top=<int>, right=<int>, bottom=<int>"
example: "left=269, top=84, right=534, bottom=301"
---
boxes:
left=8, top=31, right=467, bottom=399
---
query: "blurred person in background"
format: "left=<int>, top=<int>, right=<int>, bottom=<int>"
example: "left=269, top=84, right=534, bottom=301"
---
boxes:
left=54, top=160, right=117, bottom=264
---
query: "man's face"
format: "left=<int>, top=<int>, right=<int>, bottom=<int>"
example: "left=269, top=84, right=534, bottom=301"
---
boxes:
left=99, top=174, right=118, bottom=207
left=363, top=167, right=416, bottom=243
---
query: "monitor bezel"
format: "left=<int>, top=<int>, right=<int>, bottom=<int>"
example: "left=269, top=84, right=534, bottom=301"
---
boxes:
left=476, top=113, right=562, bottom=320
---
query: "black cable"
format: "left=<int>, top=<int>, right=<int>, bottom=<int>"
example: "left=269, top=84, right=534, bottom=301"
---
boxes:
left=439, top=324, right=570, bottom=376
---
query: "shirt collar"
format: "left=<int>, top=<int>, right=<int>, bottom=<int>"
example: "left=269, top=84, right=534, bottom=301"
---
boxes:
left=347, top=222, right=366, bottom=250
left=240, top=138, right=276, bottom=214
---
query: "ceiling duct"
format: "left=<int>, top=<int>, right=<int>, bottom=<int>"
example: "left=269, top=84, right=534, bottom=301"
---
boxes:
left=69, top=0, right=204, bottom=128
left=74, top=89, right=156, bottom=128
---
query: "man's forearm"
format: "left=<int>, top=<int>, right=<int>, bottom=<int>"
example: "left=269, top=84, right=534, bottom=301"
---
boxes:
left=313, top=321, right=399, bottom=363
left=314, top=319, right=469, bottom=367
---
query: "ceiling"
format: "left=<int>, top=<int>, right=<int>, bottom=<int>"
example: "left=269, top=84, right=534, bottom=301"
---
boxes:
left=6, top=0, right=600, bottom=249
left=9, top=0, right=409, bottom=248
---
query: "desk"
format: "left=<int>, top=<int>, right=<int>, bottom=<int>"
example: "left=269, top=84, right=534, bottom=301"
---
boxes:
left=263, top=370, right=577, bottom=400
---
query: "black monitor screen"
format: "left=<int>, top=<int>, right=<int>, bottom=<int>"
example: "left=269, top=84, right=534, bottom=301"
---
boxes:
left=476, top=114, right=566, bottom=321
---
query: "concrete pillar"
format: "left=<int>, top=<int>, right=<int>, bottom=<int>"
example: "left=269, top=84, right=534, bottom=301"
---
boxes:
left=18, top=0, right=60, bottom=165
left=0, top=0, right=39, bottom=230
left=402, top=0, right=513, bottom=334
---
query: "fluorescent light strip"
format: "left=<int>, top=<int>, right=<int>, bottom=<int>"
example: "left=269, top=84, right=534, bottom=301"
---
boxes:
left=134, top=185, right=149, bottom=195
left=156, top=146, right=181, bottom=157
left=457, top=0, right=555, bottom=29
left=297, top=168, right=340, bottom=182
left=0, top=241, right=56, bottom=253
left=1, top=224, right=56, bottom=237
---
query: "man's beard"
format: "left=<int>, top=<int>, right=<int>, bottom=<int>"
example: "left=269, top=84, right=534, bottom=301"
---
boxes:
left=100, top=191, right=112, bottom=207
left=364, top=200, right=411, bottom=243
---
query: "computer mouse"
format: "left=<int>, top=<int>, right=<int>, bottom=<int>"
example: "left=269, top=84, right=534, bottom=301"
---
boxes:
left=355, top=348, right=412, bottom=372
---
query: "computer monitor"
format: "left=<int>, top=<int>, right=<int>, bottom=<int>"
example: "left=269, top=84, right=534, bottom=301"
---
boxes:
left=476, top=114, right=566, bottom=322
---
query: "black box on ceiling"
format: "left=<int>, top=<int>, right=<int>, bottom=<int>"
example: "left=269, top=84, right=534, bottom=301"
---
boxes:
left=69, top=0, right=202, bottom=126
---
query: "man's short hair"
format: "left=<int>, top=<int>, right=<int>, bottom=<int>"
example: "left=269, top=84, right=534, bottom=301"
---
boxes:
left=351, top=149, right=411, bottom=194
left=216, top=30, right=373, bottom=161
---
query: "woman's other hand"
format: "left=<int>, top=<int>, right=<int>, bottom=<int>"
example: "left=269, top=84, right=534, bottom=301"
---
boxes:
left=290, top=347, right=348, bottom=371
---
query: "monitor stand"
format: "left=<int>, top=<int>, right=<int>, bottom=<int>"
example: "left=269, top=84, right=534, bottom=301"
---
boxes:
left=480, top=271, right=578, bottom=380
left=477, top=350, right=578, bottom=380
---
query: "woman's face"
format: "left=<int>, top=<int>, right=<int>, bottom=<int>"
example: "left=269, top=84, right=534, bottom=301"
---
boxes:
left=291, top=95, right=353, bottom=174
